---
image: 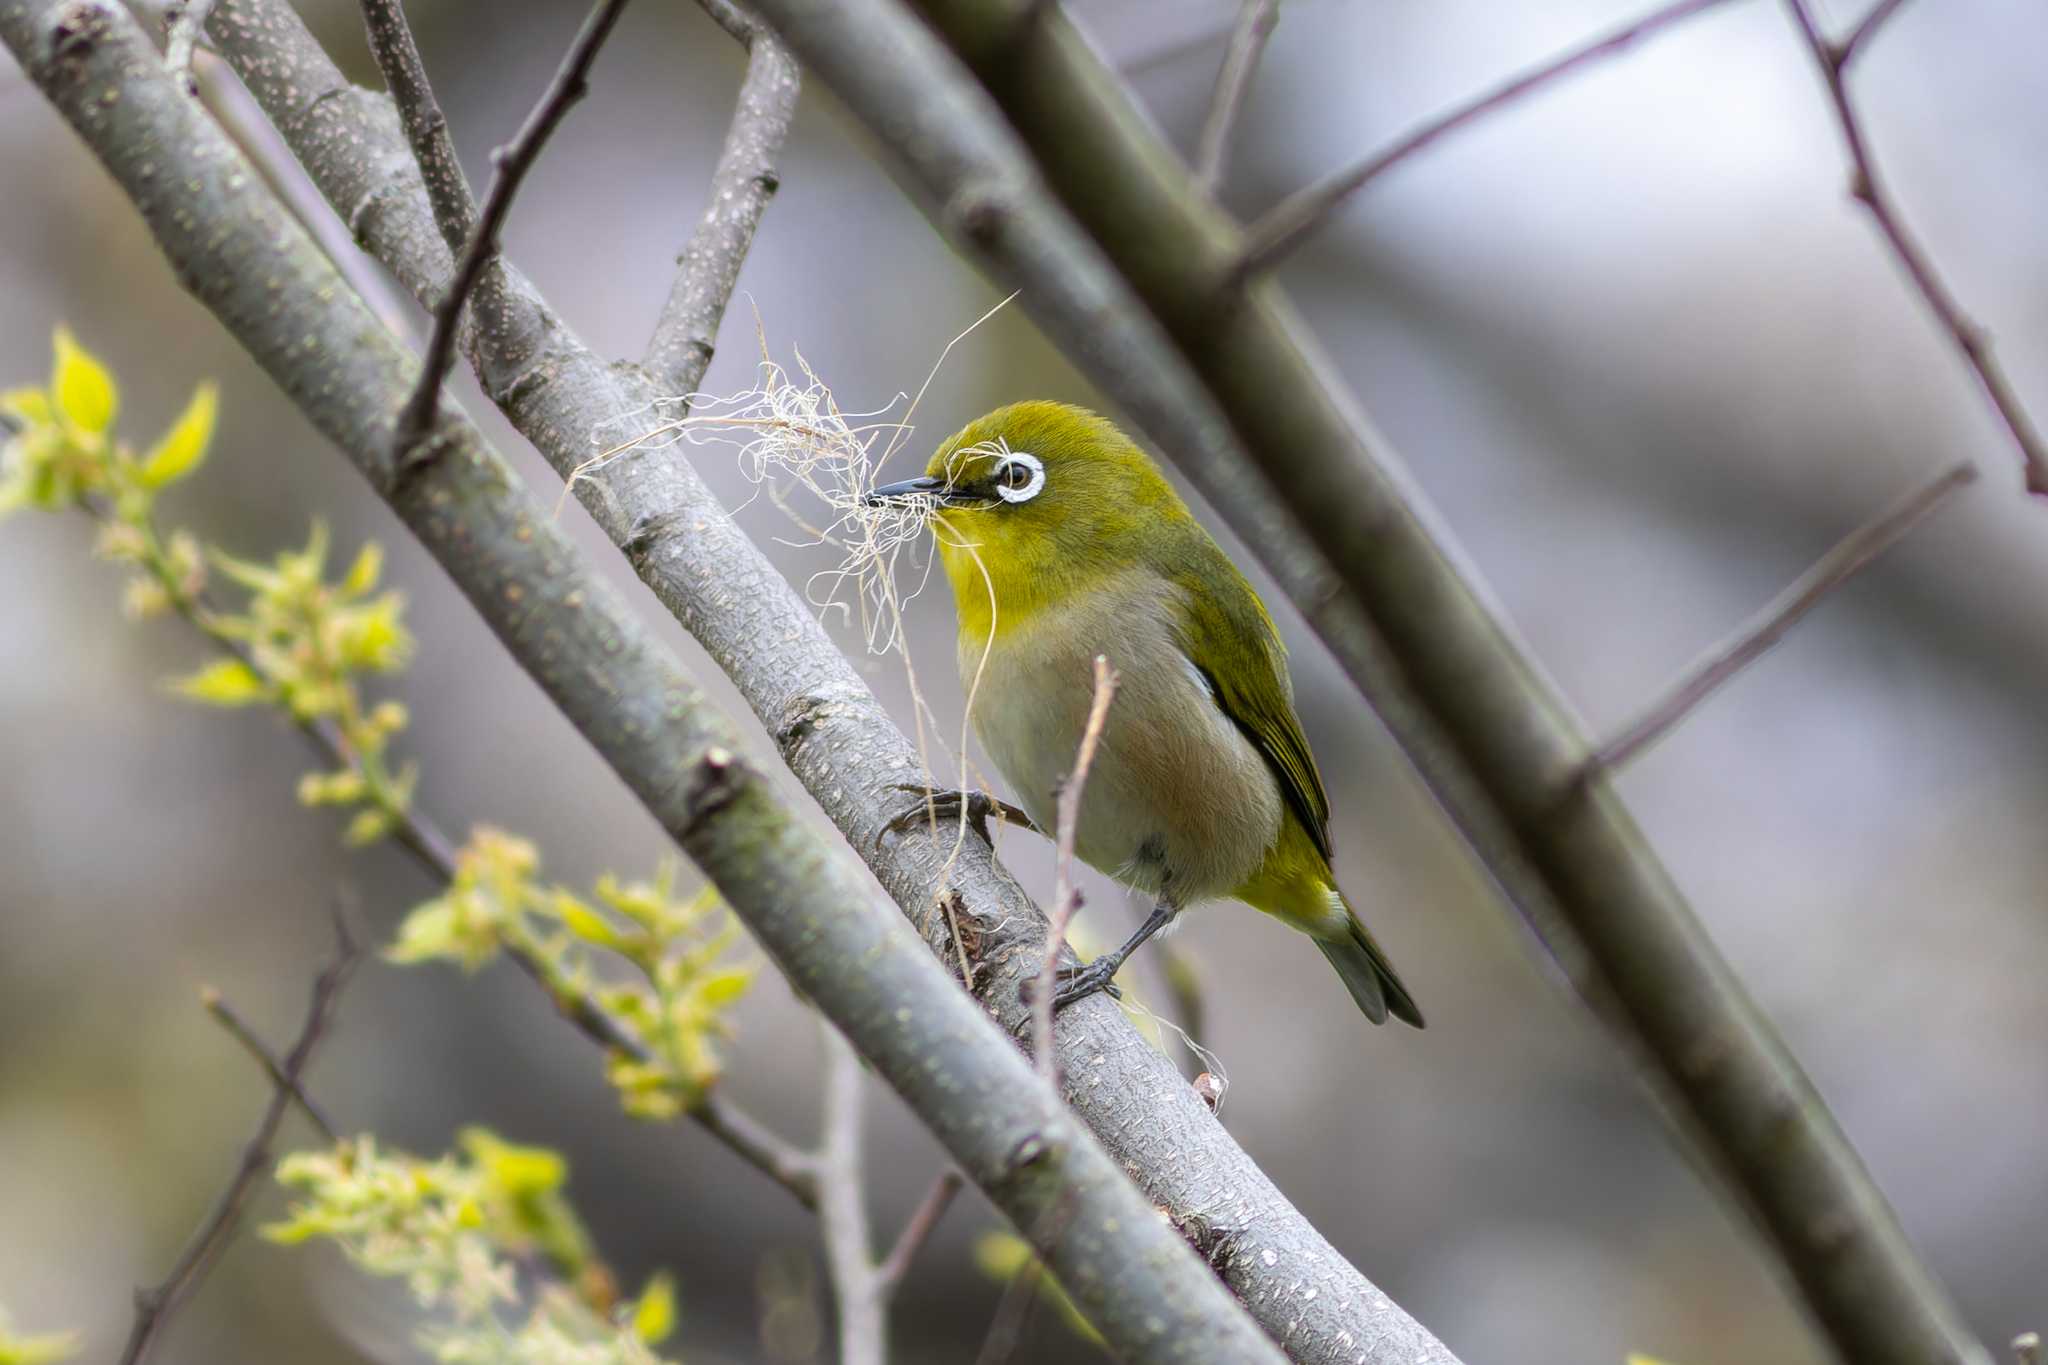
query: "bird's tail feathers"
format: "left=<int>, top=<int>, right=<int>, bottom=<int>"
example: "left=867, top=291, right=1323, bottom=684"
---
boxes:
left=1316, top=896, right=1424, bottom=1029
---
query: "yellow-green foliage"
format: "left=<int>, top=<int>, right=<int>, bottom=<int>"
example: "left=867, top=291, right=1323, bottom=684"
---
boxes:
left=389, top=830, right=755, bottom=1119
left=0, top=1306, right=77, bottom=1365
left=972, top=1233, right=1103, bottom=1348
left=1, top=328, right=417, bottom=847
left=267, top=1133, right=676, bottom=1365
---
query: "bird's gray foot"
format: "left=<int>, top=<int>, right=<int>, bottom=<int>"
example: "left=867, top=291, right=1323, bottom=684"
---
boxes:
left=875, top=784, right=1039, bottom=849
left=1049, top=959, right=1125, bottom=1011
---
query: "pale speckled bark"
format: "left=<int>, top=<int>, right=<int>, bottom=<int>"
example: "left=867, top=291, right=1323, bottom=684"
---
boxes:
left=192, top=1, right=1462, bottom=1361
left=886, top=1, right=1994, bottom=1362
left=0, top=6, right=1289, bottom=1361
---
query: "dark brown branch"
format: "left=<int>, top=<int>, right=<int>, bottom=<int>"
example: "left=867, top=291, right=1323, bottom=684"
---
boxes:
left=391, top=0, right=631, bottom=465
left=873, top=1169, right=963, bottom=1296
left=1592, top=459, right=1976, bottom=773
left=1191, top=0, right=1276, bottom=195
left=119, top=920, right=360, bottom=1365
left=200, top=984, right=341, bottom=1142
left=1782, top=0, right=2048, bottom=496
left=357, top=0, right=476, bottom=253
left=643, top=17, right=800, bottom=393
left=1234, top=0, right=1738, bottom=276
left=1835, top=0, right=1910, bottom=68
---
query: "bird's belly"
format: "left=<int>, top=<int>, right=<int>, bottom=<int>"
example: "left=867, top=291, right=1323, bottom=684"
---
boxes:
left=964, top=596, right=1284, bottom=904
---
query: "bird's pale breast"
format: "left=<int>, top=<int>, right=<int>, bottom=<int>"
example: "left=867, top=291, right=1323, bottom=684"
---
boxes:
left=961, top=569, right=1284, bottom=904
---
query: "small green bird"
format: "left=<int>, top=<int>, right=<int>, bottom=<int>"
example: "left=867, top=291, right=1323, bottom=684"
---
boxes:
left=868, top=401, right=1421, bottom=1027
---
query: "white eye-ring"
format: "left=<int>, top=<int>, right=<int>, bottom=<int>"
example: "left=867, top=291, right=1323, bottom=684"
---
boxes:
left=993, top=450, right=1045, bottom=503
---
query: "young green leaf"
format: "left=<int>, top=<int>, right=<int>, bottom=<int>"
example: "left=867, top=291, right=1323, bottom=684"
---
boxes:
left=51, top=328, right=116, bottom=435
left=630, top=1272, right=677, bottom=1345
left=139, top=382, right=218, bottom=489
left=171, top=657, right=269, bottom=706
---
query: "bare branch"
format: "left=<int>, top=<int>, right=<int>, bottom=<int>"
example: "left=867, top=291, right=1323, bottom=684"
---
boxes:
left=697, top=1089, right=821, bottom=1210
left=199, top=984, right=341, bottom=1142
left=1782, top=0, right=2048, bottom=496
left=1592, top=459, right=1976, bottom=773
left=357, top=0, right=476, bottom=252
left=878, top=1, right=1995, bottom=1361
left=119, top=927, right=360, bottom=1365
left=815, top=1026, right=884, bottom=1365
left=1836, top=0, right=1910, bottom=68
left=1235, top=0, right=1738, bottom=276
left=1033, top=655, right=1116, bottom=1080
left=1191, top=0, right=1276, bottom=195
left=643, top=22, right=800, bottom=393
left=392, top=0, right=631, bottom=466
left=873, top=1169, right=963, bottom=1297
left=159, top=0, right=211, bottom=92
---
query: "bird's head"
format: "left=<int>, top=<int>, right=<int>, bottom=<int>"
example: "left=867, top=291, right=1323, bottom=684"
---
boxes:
left=866, top=401, right=1191, bottom=632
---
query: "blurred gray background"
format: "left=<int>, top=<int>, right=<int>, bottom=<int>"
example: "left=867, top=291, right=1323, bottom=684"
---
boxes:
left=3, top=1, right=2044, bottom=1361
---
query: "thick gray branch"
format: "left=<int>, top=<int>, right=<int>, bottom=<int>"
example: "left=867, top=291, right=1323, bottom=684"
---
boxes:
left=193, top=1, right=1453, bottom=1360
left=1, top=7, right=1285, bottom=1361
left=889, top=1, right=1992, bottom=1362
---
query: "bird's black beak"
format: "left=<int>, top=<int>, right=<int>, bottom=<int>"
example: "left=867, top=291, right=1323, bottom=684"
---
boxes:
left=864, top=475, right=946, bottom=507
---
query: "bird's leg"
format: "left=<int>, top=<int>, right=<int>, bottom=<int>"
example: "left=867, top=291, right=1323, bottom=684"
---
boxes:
left=875, top=783, right=1040, bottom=849
left=1051, top=898, right=1178, bottom=1011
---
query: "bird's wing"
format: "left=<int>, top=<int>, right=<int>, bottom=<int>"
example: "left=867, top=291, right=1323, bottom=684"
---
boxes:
left=1170, top=564, right=1334, bottom=864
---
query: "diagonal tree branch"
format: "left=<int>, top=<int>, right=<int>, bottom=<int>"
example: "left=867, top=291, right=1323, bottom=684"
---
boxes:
left=828, top=0, right=1993, bottom=1361
left=357, top=0, right=476, bottom=252
left=1235, top=0, right=1740, bottom=276
left=393, top=0, right=631, bottom=465
left=1190, top=0, right=1275, bottom=196
left=1781, top=0, right=2048, bottom=496
left=643, top=10, right=800, bottom=393
left=3, top=9, right=1286, bottom=1360
left=120, top=919, right=360, bottom=1365
left=1591, top=459, right=1976, bottom=774
left=200, top=983, right=343, bottom=1142
left=192, top=3, right=1455, bottom=1360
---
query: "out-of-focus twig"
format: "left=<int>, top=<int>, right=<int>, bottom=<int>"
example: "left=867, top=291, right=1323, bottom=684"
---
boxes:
left=1836, top=0, right=1909, bottom=68
left=1782, top=0, right=2048, bottom=496
left=1234, top=0, right=1738, bottom=276
left=392, top=0, right=631, bottom=465
left=199, top=984, right=341, bottom=1142
left=1191, top=0, right=1276, bottom=195
left=118, top=917, right=360, bottom=1365
left=1591, top=459, right=1976, bottom=774
left=874, top=1169, right=963, bottom=1296
left=1032, top=655, right=1117, bottom=1081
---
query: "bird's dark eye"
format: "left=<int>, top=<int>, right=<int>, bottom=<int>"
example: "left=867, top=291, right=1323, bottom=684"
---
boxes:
left=990, top=451, right=1046, bottom=503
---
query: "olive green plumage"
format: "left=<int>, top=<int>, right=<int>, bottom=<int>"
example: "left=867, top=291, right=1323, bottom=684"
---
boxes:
left=872, top=400, right=1421, bottom=1028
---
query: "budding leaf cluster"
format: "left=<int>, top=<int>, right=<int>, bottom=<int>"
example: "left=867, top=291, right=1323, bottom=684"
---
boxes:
left=267, top=1132, right=677, bottom=1364
left=3, top=328, right=418, bottom=848
left=389, top=830, right=756, bottom=1118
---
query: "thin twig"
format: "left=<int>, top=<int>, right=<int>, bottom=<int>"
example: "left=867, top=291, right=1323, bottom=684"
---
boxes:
left=1234, top=0, right=1738, bottom=276
left=642, top=22, right=800, bottom=393
left=1591, top=459, right=1976, bottom=774
left=160, top=0, right=213, bottom=93
left=1836, top=0, right=1910, bottom=68
left=1782, top=0, right=2048, bottom=496
left=873, top=1169, right=964, bottom=1296
left=1191, top=0, right=1277, bottom=195
left=815, top=1024, right=884, bottom=1365
left=119, top=918, right=361, bottom=1365
left=697, top=1089, right=820, bottom=1210
left=1032, top=656, right=1118, bottom=1080
left=392, top=0, right=632, bottom=466
left=200, top=985, right=340, bottom=1141
left=357, top=0, right=477, bottom=253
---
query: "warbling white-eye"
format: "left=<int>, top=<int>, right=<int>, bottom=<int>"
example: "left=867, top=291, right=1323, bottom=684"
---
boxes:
left=868, top=401, right=1422, bottom=1027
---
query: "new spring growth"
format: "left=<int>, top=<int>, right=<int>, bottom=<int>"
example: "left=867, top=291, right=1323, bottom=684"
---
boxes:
left=389, top=830, right=756, bottom=1119
left=0, top=1305, right=77, bottom=1365
left=266, top=1131, right=677, bottom=1365
left=1, top=328, right=418, bottom=848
